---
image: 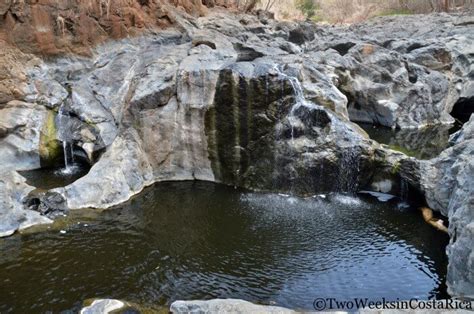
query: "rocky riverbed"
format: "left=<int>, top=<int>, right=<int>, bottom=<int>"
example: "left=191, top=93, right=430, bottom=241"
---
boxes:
left=0, top=0, right=473, bottom=302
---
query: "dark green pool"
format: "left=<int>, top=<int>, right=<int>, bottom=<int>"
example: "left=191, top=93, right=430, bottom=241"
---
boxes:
left=0, top=181, right=449, bottom=312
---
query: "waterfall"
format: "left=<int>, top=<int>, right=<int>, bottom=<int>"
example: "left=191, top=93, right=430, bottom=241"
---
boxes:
left=273, top=65, right=317, bottom=115
left=338, top=148, right=361, bottom=194
left=273, top=64, right=361, bottom=194
left=400, top=178, right=409, bottom=201
left=56, top=103, right=76, bottom=175
left=273, top=65, right=318, bottom=144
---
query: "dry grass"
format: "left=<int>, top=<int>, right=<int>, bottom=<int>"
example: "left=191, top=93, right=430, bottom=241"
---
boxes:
left=252, top=0, right=474, bottom=23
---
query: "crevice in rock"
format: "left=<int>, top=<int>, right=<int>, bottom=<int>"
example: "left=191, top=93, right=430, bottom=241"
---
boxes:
left=25, top=191, right=68, bottom=219
left=451, top=96, right=473, bottom=124
left=406, top=42, right=426, bottom=52
left=192, top=40, right=217, bottom=49
left=233, top=43, right=264, bottom=62
left=330, top=42, right=356, bottom=56
left=404, top=61, right=418, bottom=83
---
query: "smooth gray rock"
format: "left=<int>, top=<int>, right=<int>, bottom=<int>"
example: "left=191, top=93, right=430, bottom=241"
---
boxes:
left=0, top=101, right=49, bottom=171
left=80, top=299, right=125, bottom=314
left=170, top=299, right=295, bottom=314
left=0, top=171, right=52, bottom=237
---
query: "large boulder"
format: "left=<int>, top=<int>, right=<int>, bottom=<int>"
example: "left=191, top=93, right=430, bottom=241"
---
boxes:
left=0, top=171, right=52, bottom=237
left=0, top=101, right=61, bottom=170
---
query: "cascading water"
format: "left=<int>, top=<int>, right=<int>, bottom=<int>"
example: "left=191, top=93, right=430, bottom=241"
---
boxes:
left=337, top=148, right=361, bottom=194
left=56, top=103, right=78, bottom=175
left=273, top=64, right=361, bottom=194
left=273, top=65, right=317, bottom=115
left=273, top=65, right=318, bottom=144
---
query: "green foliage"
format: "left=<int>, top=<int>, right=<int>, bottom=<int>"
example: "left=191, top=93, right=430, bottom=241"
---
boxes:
left=296, top=0, right=318, bottom=19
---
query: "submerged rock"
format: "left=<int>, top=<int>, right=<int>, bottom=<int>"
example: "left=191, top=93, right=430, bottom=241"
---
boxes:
left=80, top=299, right=125, bottom=314
left=170, top=299, right=295, bottom=314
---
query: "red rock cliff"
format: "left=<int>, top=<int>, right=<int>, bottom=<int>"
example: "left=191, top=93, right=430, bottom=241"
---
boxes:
left=0, top=0, right=237, bottom=56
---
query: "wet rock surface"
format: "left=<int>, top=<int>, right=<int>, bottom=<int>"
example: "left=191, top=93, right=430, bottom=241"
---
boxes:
left=171, top=299, right=295, bottom=313
left=80, top=299, right=125, bottom=314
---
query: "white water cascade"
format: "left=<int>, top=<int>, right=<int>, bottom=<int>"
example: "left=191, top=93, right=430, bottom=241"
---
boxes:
left=272, top=65, right=319, bottom=143
left=272, top=64, right=361, bottom=194
left=56, top=104, right=77, bottom=175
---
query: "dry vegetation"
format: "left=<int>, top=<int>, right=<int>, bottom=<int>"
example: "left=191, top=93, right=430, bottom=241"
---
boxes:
left=242, top=0, right=474, bottom=22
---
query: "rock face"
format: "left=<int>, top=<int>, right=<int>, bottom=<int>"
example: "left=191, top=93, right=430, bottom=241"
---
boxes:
left=0, top=0, right=229, bottom=56
left=420, top=117, right=474, bottom=298
left=0, top=3, right=473, bottom=299
left=170, top=299, right=295, bottom=313
left=0, top=171, right=52, bottom=237
left=309, top=13, right=473, bottom=128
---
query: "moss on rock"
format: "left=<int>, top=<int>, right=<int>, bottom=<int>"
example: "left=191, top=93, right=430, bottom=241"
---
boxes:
left=39, top=110, right=62, bottom=168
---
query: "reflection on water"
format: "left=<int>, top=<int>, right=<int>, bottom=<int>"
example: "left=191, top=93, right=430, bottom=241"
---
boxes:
left=0, top=182, right=449, bottom=312
left=359, top=123, right=456, bottom=160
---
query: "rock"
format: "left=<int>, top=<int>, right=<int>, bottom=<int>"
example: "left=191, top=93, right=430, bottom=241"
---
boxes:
left=288, top=23, right=316, bottom=45
left=0, top=101, right=55, bottom=171
left=0, top=0, right=209, bottom=56
left=1, top=6, right=474, bottom=299
left=54, top=129, right=154, bottom=209
left=205, top=61, right=375, bottom=195
left=420, top=138, right=474, bottom=298
left=27, top=191, right=68, bottom=219
left=450, top=114, right=474, bottom=145
left=27, top=76, right=68, bottom=109
left=0, top=171, right=52, bottom=237
left=0, top=42, right=41, bottom=104
left=340, top=43, right=454, bottom=128
left=80, top=299, right=125, bottom=314
left=170, top=299, right=295, bottom=313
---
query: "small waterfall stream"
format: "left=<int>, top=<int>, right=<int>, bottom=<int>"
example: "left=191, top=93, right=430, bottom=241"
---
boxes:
left=273, top=65, right=318, bottom=145
left=273, top=65, right=317, bottom=115
left=273, top=64, right=361, bottom=194
left=56, top=103, right=77, bottom=175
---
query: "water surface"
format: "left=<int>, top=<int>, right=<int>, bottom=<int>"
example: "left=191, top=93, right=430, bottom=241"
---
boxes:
left=0, top=182, right=449, bottom=312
